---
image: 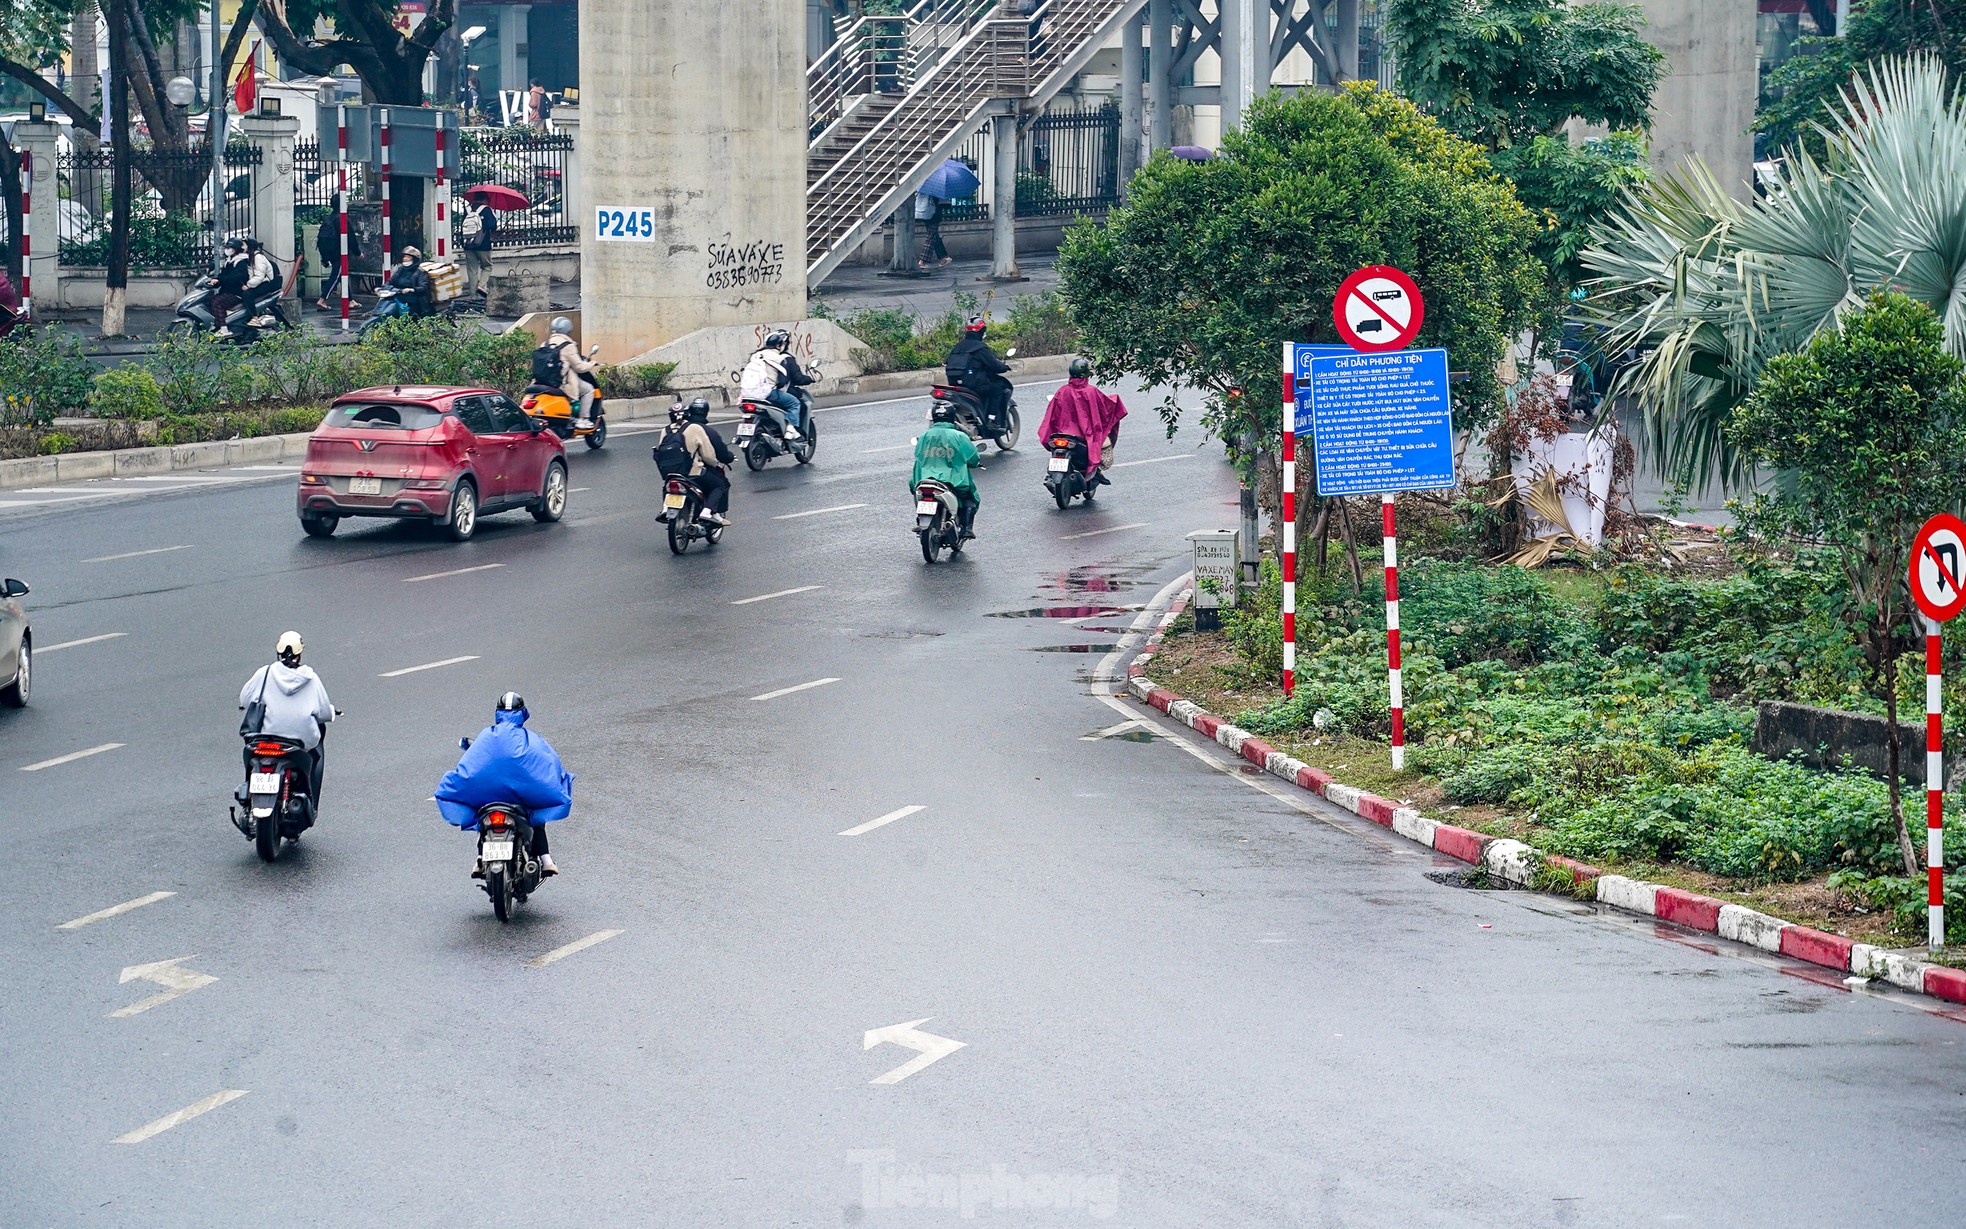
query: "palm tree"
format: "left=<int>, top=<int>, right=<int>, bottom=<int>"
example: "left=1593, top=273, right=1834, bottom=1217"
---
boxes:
left=1581, top=54, right=1966, bottom=490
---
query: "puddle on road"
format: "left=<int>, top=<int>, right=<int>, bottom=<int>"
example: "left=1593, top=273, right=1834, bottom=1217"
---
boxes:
left=1030, top=643, right=1121, bottom=654
left=1037, top=564, right=1164, bottom=595
left=856, top=628, right=945, bottom=639
left=988, top=605, right=1130, bottom=619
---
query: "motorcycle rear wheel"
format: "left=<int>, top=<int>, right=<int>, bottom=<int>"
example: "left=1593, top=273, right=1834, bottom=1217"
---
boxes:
left=795, top=419, right=817, bottom=465
left=669, top=508, right=693, bottom=555
left=489, top=866, right=513, bottom=922
left=254, top=804, right=281, bottom=862
left=585, top=417, right=607, bottom=449
left=1054, top=485, right=1071, bottom=510
left=920, top=515, right=945, bottom=564
left=745, top=441, right=769, bottom=472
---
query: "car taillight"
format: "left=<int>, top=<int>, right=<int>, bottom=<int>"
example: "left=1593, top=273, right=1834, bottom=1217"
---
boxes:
left=299, top=472, right=325, bottom=485
left=405, top=478, right=447, bottom=489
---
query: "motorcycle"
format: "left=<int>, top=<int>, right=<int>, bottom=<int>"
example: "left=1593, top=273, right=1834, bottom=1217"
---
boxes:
left=1043, top=432, right=1100, bottom=509
left=471, top=799, right=542, bottom=923
left=173, top=276, right=289, bottom=345
left=928, top=382, right=1020, bottom=451
left=914, top=478, right=968, bottom=564
left=521, top=362, right=608, bottom=450
left=229, top=734, right=317, bottom=862
left=734, top=396, right=816, bottom=470
left=356, top=286, right=414, bottom=338
left=658, top=470, right=726, bottom=555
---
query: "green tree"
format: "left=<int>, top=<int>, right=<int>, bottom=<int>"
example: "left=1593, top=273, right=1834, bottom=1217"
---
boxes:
left=255, top=0, right=457, bottom=105
left=1057, top=84, right=1541, bottom=479
left=1758, top=0, right=1966, bottom=158
left=1728, top=293, right=1966, bottom=878
left=1583, top=55, right=1966, bottom=488
left=1490, top=131, right=1649, bottom=292
left=1383, top=0, right=1664, bottom=151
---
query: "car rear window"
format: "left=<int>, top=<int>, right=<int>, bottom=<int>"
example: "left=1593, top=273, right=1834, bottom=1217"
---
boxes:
left=324, top=402, right=447, bottom=431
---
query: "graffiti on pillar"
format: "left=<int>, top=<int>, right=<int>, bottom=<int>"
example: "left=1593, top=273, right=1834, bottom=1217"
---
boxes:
left=705, top=235, right=786, bottom=290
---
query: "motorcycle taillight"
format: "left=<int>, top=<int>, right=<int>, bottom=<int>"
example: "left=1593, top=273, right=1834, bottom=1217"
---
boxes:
left=932, top=389, right=947, bottom=399
left=252, top=741, right=286, bottom=756
left=1052, top=436, right=1072, bottom=449
left=666, top=479, right=685, bottom=494
left=488, top=812, right=509, bottom=830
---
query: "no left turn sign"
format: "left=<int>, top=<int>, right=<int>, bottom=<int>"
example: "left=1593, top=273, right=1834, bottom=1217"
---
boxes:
left=1334, top=265, right=1425, bottom=353
left=1911, top=513, right=1966, bottom=624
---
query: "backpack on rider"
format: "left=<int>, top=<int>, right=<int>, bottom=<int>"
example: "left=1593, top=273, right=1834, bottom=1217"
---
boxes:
left=653, top=425, right=693, bottom=478
left=531, top=341, right=566, bottom=388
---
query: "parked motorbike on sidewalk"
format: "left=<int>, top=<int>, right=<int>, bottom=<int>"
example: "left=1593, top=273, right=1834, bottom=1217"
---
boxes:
left=914, top=478, right=967, bottom=564
left=1043, top=432, right=1102, bottom=509
left=229, top=734, right=317, bottom=862
left=470, top=800, right=543, bottom=922
left=928, top=382, right=1020, bottom=451
left=658, top=472, right=726, bottom=555
left=734, top=397, right=817, bottom=470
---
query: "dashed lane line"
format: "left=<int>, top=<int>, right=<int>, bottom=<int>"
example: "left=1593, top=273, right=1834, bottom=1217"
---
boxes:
left=113, top=1090, right=248, bottom=1145
left=773, top=503, right=868, bottom=520
left=58, top=891, right=175, bottom=930
left=380, top=655, right=481, bottom=678
left=81, top=545, right=193, bottom=563
left=37, top=633, right=129, bottom=653
left=402, top=563, right=506, bottom=583
left=525, top=929, right=625, bottom=968
left=1060, top=522, right=1149, bottom=541
left=20, top=743, right=124, bottom=772
left=838, top=805, right=926, bottom=837
left=732, top=585, right=824, bottom=605
left=752, top=677, right=841, bottom=701
left=1109, top=454, right=1197, bottom=468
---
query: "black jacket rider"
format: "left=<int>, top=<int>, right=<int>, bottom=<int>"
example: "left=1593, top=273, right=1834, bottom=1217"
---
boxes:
left=945, top=333, right=1012, bottom=425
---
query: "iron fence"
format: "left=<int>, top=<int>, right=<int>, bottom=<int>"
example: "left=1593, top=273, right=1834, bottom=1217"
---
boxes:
left=56, top=144, right=260, bottom=268
left=292, top=137, right=367, bottom=215
left=455, top=128, right=575, bottom=248
left=940, top=104, right=1120, bottom=223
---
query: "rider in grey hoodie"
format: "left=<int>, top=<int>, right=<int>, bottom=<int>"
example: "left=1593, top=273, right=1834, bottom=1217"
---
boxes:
left=239, top=631, right=336, bottom=807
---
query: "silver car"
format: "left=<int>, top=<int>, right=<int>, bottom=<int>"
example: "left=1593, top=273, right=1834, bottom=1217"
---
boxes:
left=2, top=577, right=29, bottom=707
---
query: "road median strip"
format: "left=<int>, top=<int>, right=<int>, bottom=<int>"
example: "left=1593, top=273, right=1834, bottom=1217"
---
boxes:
left=1126, top=587, right=1966, bottom=1012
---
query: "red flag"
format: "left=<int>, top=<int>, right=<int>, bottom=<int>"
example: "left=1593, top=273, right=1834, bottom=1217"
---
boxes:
left=233, top=41, right=260, bottom=115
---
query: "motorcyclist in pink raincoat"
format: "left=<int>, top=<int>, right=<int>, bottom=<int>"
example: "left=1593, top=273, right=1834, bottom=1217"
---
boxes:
left=1038, top=358, right=1127, bottom=487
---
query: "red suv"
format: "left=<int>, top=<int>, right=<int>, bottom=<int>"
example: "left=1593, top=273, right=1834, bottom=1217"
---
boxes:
left=296, top=386, right=570, bottom=541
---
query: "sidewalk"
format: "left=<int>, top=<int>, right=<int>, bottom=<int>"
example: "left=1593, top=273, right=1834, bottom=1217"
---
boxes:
left=812, top=254, right=1060, bottom=320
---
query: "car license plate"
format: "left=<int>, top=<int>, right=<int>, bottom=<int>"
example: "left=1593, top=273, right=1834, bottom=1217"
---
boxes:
left=350, top=476, right=382, bottom=495
left=736, top=423, right=756, bottom=439
left=916, top=499, right=938, bottom=515
left=481, top=840, right=514, bottom=861
left=1048, top=457, right=1070, bottom=472
left=664, top=493, right=686, bottom=509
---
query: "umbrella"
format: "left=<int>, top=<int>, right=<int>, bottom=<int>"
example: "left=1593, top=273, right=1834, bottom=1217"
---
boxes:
left=1170, top=145, right=1215, bottom=162
left=918, top=158, right=980, bottom=201
left=463, top=184, right=530, bottom=211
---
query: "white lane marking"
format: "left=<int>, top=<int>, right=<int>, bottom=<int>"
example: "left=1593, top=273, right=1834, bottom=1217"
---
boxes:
left=525, top=929, right=625, bottom=968
left=58, top=891, right=175, bottom=930
left=570, top=486, right=592, bottom=493
left=37, top=632, right=130, bottom=653
left=860, top=443, right=916, bottom=454
left=753, top=677, right=841, bottom=701
left=1060, top=522, right=1149, bottom=541
left=402, top=563, right=506, bottom=583
left=839, top=805, right=926, bottom=837
left=20, top=742, right=124, bottom=772
left=732, top=585, right=824, bottom=606
left=865, top=1018, right=966, bottom=1085
left=773, top=503, right=868, bottom=520
left=110, top=955, right=217, bottom=1018
left=1109, top=453, right=1196, bottom=469
left=1081, top=720, right=1142, bottom=741
left=113, top=1090, right=248, bottom=1145
left=0, top=495, right=98, bottom=507
left=81, top=545, right=193, bottom=563
left=380, top=655, right=480, bottom=678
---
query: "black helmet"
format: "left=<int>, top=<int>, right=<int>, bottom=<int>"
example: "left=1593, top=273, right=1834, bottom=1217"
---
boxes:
left=963, top=315, right=988, bottom=337
left=930, top=400, right=957, bottom=423
left=763, top=329, right=791, bottom=351
left=222, top=237, right=245, bottom=255
left=1068, top=357, right=1092, bottom=380
left=496, top=691, right=525, bottom=713
left=686, top=397, right=711, bottom=423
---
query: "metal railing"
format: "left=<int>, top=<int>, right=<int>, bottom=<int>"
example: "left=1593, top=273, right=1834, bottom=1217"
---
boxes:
left=455, top=128, right=575, bottom=248
left=56, top=145, right=260, bottom=268
left=808, top=0, right=998, bottom=140
left=292, top=137, right=368, bottom=214
left=943, top=103, right=1121, bottom=221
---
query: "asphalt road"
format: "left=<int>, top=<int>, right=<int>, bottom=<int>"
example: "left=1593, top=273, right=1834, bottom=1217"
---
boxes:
left=1, top=379, right=1963, bottom=1227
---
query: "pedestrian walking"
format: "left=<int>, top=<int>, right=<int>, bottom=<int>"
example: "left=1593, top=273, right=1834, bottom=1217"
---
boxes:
left=915, top=190, right=950, bottom=271
left=526, top=80, right=548, bottom=129
left=314, top=193, right=360, bottom=312
left=458, top=196, right=497, bottom=297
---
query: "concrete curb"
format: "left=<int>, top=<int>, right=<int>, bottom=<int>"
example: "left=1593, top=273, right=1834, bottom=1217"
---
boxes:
left=1126, top=588, right=1966, bottom=1010
left=2, top=358, right=1079, bottom=492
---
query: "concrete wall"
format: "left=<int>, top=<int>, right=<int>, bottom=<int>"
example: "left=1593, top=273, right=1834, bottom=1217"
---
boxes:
left=1753, top=701, right=1966, bottom=790
left=1638, top=0, right=1758, bottom=199
left=578, top=0, right=808, bottom=360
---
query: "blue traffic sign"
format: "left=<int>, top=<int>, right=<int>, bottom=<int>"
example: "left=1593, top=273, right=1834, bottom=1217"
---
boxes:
left=1292, top=346, right=1454, bottom=496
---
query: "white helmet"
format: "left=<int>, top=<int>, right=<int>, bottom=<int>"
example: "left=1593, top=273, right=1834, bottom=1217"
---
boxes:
left=276, top=631, right=304, bottom=666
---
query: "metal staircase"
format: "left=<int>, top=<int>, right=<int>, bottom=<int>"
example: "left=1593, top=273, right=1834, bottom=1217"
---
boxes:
left=806, top=0, right=1150, bottom=284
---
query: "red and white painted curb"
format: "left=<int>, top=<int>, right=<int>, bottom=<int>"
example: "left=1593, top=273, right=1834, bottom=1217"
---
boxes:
left=1125, top=589, right=1966, bottom=1010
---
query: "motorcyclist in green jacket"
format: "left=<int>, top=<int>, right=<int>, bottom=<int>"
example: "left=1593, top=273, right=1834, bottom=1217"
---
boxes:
left=911, top=401, right=982, bottom=539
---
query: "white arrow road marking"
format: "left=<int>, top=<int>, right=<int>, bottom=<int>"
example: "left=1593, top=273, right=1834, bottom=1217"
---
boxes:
left=20, top=742, right=124, bottom=772
left=1060, top=522, right=1148, bottom=541
left=380, top=655, right=481, bottom=678
left=403, top=563, right=506, bottom=583
left=1109, top=453, right=1196, bottom=468
left=525, top=929, right=624, bottom=968
left=81, top=545, right=193, bottom=563
left=732, top=585, right=824, bottom=606
left=1081, top=720, right=1142, bottom=741
left=864, top=1018, right=966, bottom=1085
left=774, top=503, right=868, bottom=520
left=839, top=805, right=925, bottom=837
left=37, top=632, right=129, bottom=653
left=111, top=955, right=217, bottom=1018
left=753, top=677, right=841, bottom=701
left=59, top=891, right=174, bottom=930
left=113, top=1090, right=248, bottom=1144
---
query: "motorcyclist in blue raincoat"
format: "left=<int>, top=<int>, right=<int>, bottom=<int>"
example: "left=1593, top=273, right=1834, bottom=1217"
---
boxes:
left=437, top=692, right=573, bottom=877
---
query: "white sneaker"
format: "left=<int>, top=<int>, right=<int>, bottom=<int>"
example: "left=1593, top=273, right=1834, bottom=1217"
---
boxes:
left=575, top=417, right=593, bottom=430
left=700, top=510, right=729, bottom=527
left=539, top=854, right=558, bottom=876
left=784, top=426, right=804, bottom=441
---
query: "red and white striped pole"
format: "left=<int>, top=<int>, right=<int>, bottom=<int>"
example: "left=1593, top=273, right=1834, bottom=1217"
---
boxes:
left=378, top=108, right=393, bottom=266
left=434, top=124, right=449, bottom=261
left=336, top=106, right=350, bottom=331
left=1281, top=351, right=1297, bottom=698
left=1928, top=616, right=1945, bottom=949
left=1384, top=493, right=1405, bottom=770
left=18, top=151, right=31, bottom=323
